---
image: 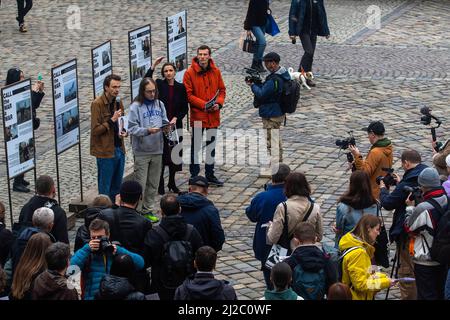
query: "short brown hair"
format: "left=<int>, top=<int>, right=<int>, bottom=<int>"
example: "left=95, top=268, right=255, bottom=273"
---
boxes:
left=92, top=195, right=112, bottom=208
left=89, top=218, right=110, bottom=235
left=284, top=172, right=311, bottom=198
left=197, top=45, right=211, bottom=55
left=401, top=150, right=421, bottom=164
left=327, top=282, right=352, bottom=300
left=36, top=175, right=54, bottom=195
left=293, top=222, right=316, bottom=243
left=103, top=74, right=121, bottom=91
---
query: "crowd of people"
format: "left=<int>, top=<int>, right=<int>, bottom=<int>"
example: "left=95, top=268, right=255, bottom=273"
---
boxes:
left=1, top=0, right=450, bottom=302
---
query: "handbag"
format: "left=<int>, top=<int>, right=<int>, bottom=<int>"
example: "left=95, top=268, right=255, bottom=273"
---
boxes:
left=242, top=34, right=257, bottom=53
left=265, top=12, right=280, bottom=36
left=373, top=202, right=390, bottom=268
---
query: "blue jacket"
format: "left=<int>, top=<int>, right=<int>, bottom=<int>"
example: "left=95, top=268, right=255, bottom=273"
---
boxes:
left=245, top=184, right=287, bottom=262
left=70, top=243, right=144, bottom=300
left=379, top=163, right=428, bottom=243
left=288, top=0, right=330, bottom=37
left=251, top=67, right=291, bottom=119
left=178, top=193, right=225, bottom=252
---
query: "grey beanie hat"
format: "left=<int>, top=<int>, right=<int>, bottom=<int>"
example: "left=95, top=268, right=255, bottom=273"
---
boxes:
left=418, top=167, right=441, bottom=188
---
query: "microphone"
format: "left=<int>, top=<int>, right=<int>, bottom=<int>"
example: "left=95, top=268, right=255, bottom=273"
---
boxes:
left=116, top=96, right=121, bottom=110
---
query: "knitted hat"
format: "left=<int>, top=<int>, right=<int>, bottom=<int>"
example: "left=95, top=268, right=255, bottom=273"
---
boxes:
left=418, top=167, right=441, bottom=188
left=446, top=154, right=450, bottom=167
left=120, top=180, right=142, bottom=204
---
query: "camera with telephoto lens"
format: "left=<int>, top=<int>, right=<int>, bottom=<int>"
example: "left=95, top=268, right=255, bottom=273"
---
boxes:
left=244, top=68, right=262, bottom=85
left=403, top=185, right=423, bottom=204
left=98, top=236, right=114, bottom=255
left=376, top=168, right=397, bottom=187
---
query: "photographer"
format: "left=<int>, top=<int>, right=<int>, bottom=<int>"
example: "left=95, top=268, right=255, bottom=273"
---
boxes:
left=70, top=219, right=144, bottom=300
left=349, top=121, right=393, bottom=199
left=379, top=150, right=427, bottom=300
left=246, top=52, right=291, bottom=168
left=404, top=168, right=448, bottom=300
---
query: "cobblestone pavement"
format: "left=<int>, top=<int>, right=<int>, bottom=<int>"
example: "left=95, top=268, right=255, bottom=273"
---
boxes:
left=1, top=0, right=450, bottom=300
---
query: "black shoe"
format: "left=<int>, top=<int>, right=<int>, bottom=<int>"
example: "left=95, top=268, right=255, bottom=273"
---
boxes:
left=21, top=178, right=30, bottom=186
left=250, top=60, right=259, bottom=70
left=168, top=183, right=180, bottom=194
left=206, top=175, right=224, bottom=187
left=13, top=184, right=30, bottom=193
left=306, top=79, right=316, bottom=87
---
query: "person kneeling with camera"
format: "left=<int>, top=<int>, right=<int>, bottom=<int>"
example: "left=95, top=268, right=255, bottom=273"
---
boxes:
left=379, top=150, right=428, bottom=300
left=70, top=219, right=144, bottom=300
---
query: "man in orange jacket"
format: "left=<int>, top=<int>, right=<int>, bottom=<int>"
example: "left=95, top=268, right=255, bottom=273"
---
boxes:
left=183, top=45, right=226, bottom=186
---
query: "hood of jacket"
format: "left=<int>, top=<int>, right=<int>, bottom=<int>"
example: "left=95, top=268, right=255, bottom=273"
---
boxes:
left=82, top=207, right=105, bottom=228
left=177, top=192, right=214, bottom=211
left=273, top=66, right=291, bottom=81
left=33, top=270, right=69, bottom=297
left=370, top=138, right=393, bottom=156
left=403, top=163, right=428, bottom=182
left=191, top=57, right=220, bottom=74
left=159, top=215, right=189, bottom=239
left=183, top=273, right=226, bottom=300
left=339, top=232, right=374, bottom=258
left=290, top=245, right=327, bottom=272
left=97, top=275, right=136, bottom=299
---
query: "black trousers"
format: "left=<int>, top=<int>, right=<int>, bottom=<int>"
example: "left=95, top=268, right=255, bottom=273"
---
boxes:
left=414, top=263, right=447, bottom=300
left=17, top=0, right=33, bottom=25
left=189, top=127, right=217, bottom=177
left=299, top=32, right=317, bottom=72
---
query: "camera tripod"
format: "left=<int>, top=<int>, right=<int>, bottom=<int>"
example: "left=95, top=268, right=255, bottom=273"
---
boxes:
left=385, top=241, right=402, bottom=300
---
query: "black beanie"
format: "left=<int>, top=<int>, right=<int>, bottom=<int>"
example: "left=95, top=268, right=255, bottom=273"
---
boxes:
left=120, top=180, right=142, bottom=204
left=6, top=68, right=22, bottom=85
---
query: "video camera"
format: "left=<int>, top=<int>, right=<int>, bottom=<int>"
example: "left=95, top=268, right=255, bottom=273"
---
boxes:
left=403, top=185, right=423, bottom=205
left=336, top=131, right=357, bottom=171
left=420, top=106, right=443, bottom=152
left=244, top=68, right=262, bottom=85
left=376, top=168, right=397, bottom=188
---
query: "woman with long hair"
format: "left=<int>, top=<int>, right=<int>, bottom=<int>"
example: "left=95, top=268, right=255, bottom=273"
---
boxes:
left=339, top=215, right=396, bottom=300
left=334, top=170, right=378, bottom=247
left=145, top=57, right=188, bottom=194
left=10, top=233, right=52, bottom=300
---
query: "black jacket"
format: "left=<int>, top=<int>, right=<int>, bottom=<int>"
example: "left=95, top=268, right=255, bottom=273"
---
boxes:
left=380, top=163, right=428, bottom=243
left=18, top=195, right=68, bottom=243
left=144, top=215, right=203, bottom=300
left=95, top=275, right=145, bottom=300
left=244, top=0, right=269, bottom=30
left=32, top=270, right=79, bottom=300
left=174, top=273, right=237, bottom=300
left=144, top=68, right=188, bottom=129
left=74, top=206, right=107, bottom=252
left=178, top=192, right=225, bottom=252
left=0, top=223, right=13, bottom=267
left=284, top=245, right=337, bottom=296
left=98, top=206, right=152, bottom=256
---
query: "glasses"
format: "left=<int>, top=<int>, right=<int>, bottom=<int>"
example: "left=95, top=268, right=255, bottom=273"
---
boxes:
left=145, top=89, right=156, bottom=94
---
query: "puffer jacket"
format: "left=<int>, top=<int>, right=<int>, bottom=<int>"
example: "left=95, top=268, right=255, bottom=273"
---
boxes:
left=339, top=232, right=391, bottom=300
left=95, top=275, right=145, bottom=300
left=354, top=138, right=393, bottom=200
left=32, top=270, right=79, bottom=300
left=183, top=57, right=226, bottom=128
left=174, top=273, right=237, bottom=300
left=267, top=195, right=322, bottom=247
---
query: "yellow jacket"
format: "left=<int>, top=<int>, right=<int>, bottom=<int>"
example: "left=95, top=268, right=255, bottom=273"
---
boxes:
left=339, top=232, right=391, bottom=300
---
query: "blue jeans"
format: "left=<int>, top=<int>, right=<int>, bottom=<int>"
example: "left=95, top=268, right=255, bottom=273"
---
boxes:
left=251, top=25, right=266, bottom=62
left=96, top=147, right=125, bottom=202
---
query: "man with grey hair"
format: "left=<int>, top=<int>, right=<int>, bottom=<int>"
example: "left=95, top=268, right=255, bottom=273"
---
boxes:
left=11, top=207, right=56, bottom=274
left=18, top=175, right=68, bottom=243
left=245, top=163, right=290, bottom=289
left=32, top=242, right=79, bottom=300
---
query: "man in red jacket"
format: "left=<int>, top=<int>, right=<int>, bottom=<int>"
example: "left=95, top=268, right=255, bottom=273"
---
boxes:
left=183, top=45, right=226, bottom=186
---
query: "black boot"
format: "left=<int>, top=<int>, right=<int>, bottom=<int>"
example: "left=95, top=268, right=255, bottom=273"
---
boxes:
left=256, top=60, right=266, bottom=73
left=13, top=182, right=30, bottom=193
left=167, top=167, right=180, bottom=194
left=158, top=168, right=165, bottom=195
left=251, top=59, right=259, bottom=70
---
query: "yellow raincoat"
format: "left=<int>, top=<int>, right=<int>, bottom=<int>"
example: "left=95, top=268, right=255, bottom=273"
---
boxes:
left=339, top=232, right=391, bottom=300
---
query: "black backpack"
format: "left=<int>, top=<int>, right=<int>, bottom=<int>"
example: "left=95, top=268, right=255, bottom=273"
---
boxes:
left=273, top=75, right=301, bottom=114
left=427, top=197, right=450, bottom=265
left=154, top=225, right=194, bottom=289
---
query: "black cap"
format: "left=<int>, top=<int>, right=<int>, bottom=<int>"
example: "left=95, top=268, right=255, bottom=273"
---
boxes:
left=188, top=176, right=209, bottom=188
left=262, top=52, right=281, bottom=63
left=362, top=121, right=385, bottom=135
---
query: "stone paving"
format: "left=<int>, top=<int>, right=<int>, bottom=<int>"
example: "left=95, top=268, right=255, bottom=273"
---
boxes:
left=1, top=0, right=450, bottom=300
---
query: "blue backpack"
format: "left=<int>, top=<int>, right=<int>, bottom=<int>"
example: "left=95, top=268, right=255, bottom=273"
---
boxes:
left=291, top=259, right=326, bottom=300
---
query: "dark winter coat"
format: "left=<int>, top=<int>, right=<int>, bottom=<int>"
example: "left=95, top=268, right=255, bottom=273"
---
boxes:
left=284, top=244, right=337, bottom=297
left=288, top=0, right=330, bottom=37
left=0, top=223, right=13, bottom=267
left=144, top=215, right=203, bottom=300
left=32, top=270, right=79, bottom=300
left=380, top=163, right=428, bottom=243
left=98, top=206, right=153, bottom=256
left=244, top=0, right=269, bottom=30
left=245, top=183, right=286, bottom=262
left=18, top=195, right=69, bottom=244
left=74, top=206, right=106, bottom=252
left=178, top=192, right=225, bottom=252
left=174, top=272, right=237, bottom=300
left=95, top=275, right=145, bottom=300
